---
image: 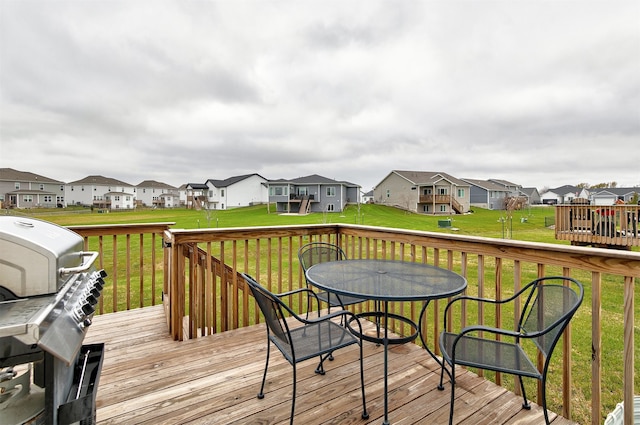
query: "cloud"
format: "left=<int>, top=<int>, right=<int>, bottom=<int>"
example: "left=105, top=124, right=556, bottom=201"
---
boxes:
left=1, top=0, right=638, bottom=191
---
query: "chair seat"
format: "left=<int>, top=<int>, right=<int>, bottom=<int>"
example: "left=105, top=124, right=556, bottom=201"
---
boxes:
left=440, top=332, right=541, bottom=379
left=273, top=320, right=358, bottom=364
left=316, top=291, right=364, bottom=307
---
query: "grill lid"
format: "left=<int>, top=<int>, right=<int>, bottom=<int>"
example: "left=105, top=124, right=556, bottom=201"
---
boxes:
left=0, top=217, right=85, bottom=297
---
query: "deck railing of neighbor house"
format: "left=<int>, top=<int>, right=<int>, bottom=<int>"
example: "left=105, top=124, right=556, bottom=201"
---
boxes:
left=69, top=222, right=637, bottom=425
left=555, top=204, right=640, bottom=248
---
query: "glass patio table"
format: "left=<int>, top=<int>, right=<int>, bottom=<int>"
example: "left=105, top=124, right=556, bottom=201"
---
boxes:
left=306, top=259, right=467, bottom=425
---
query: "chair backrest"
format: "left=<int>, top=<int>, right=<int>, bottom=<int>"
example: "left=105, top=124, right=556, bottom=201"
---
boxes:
left=298, top=242, right=346, bottom=273
left=519, top=276, right=584, bottom=358
left=242, top=273, right=291, bottom=346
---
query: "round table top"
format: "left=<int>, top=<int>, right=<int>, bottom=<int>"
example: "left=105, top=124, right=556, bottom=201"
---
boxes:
left=305, top=259, right=467, bottom=302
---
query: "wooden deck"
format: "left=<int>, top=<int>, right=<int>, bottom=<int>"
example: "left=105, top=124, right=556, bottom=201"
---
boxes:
left=84, top=306, right=578, bottom=425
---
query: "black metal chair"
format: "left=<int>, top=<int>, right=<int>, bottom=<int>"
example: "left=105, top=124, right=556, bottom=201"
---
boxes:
left=242, top=273, right=368, bottom=424
left=437, top=276, right=584, bottom=425
left=298, top=242, right=365, bottom=312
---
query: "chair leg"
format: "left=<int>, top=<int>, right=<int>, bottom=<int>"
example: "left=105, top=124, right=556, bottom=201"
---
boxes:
left=358, top=342, right=369, bottom=419
left=438, top=357, right=447, bottom=391
left=290, top=364, right=297, bottom=425
left=518, top=376, right=531, bottom=410
left=541, top=377, right=551, bottom=425
left=448, top=364, right=456, bottom=425
left=258, top=341, right=271, bottom=399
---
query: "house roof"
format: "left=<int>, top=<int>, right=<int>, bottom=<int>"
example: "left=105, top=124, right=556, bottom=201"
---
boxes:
left=136, top=180, right=177, bottom=189
left=186, top=183, right=208, bottom=190
left=520, top=187, right=540, bottom=197
left=488, top=179, right=520, bottom=188
left=269, top=174, right=359, bottom=187
left=390, top=170, right=468, bottom=187
left=205, top=173, right=267, bottom=188
left=0, top=168, right=64, bottom=184
left=461, top=178, right=511, bottom=191
left=591, top=187, right=639, bottom=197
left=68, top=175, right=133, bottom=186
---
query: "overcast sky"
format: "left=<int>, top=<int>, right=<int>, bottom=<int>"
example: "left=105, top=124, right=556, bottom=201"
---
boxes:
left=1, top=1, right=638, bottom=191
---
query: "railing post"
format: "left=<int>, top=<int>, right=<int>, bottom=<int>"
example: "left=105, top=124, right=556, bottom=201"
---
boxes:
left=623, top=276, right=634, bottom=425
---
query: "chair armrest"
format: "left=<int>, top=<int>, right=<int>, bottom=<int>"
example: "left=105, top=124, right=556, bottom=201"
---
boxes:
left=457, top=324, right=522, bottom=339
left=275, top=287, right=321, bottom=313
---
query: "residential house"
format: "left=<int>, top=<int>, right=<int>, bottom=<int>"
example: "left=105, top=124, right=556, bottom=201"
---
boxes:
left=203, top=174, right=268, bottom=210
left=540, top=185, right=588, bottom=205
left=136, top=180, right=179, bottom=208
left=373, top=170, right=470, bottom=215
left=362, top=190, right=374, bottom=204
left=0, top=168, right=65, bottom=209
left=590, top=187, right=640, bottom=205
left=177, top=184, right=188, bottom=207
left=461, top=178, right=514, bottom=210
left=520, top=187, right=542, bottom=205
left=185, top=183, right=208, bottom=210
left=267, top=174, right=360, bottom=214
left=65, top=175, right=136, bottom=210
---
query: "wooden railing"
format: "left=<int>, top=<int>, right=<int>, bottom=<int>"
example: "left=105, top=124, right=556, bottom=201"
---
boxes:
left=67, top=222, right=174, bottom=314
left=163, top=223, right=639, bottom=425
left=555, top=204, right=640, bottom=248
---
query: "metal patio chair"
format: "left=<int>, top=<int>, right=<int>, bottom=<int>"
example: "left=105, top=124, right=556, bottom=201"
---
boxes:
left=242, top=273, right=368, bottom=424
left=437, top=276, right=584, bottom=425
left=298, top=242, right=365, bottom=312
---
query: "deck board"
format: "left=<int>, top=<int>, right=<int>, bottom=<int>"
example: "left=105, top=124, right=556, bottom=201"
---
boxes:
left=85, top=306, right=577, bottom=425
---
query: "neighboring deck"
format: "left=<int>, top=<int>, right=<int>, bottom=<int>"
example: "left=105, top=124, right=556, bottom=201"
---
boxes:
left=85, top=306, right=578, bottom=425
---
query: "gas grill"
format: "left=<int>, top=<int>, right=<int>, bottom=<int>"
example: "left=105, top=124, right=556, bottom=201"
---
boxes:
left=0, top=216, right=106, bottom=424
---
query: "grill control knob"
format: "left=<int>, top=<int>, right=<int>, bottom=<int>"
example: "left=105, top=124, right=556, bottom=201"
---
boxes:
left=81, top=303, right=95, bottom=316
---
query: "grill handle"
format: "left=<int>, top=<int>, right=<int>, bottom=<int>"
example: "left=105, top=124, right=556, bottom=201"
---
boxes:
left=59, top=251, right=99, bottom=276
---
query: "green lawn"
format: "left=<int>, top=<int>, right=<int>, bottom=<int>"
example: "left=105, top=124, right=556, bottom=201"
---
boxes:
left=21, top=203, right=561, bottom=243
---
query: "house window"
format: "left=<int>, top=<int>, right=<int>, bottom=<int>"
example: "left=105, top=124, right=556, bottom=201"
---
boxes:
left=423, top=188, right=432, bottom=195
left=23, top=195, right=33, bottom=202
left=81, top=186, right=85, bottom=191
left=15, top=182, right=20, bottom=190
left=43, top=195, right=52, bottom=203
left=326, top=187, right=336, bottom=197
left=327, top=204, right=335, bottom=211
left=423, top=205, right=429, bottom=212
left=270, top=186, right=288, bottom=196
left=114, top=196, right=120, bottom=201
left=457, top=188, right=465, bottom=197
left=298, top=187, right=309, bottom=196
left=221, top=189, right=225, bottom=197
left=56, top=196, right=64, bottom=204
left=386, top=189, right=390, bottom=198
left=440, top=205, right=447, bottom=212
left=438, top=188, right=448, bottom=195
left=60, top=185, right=64, bottom=191
left=39, top=184, right=44, bottom=190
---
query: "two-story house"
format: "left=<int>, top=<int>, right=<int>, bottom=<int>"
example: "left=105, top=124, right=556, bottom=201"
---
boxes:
left=373, top=170, right=470, bottom=215
left=203, top=174, right=268, bottom=210
left=0, top=168, right=65, bottom=208
left=185, top=183, right=209, bottom=210
left=267, top=174, right=360, bottom=214
left=65, top=175, right=136, bottom=210
left=136, top=180, right=179, bottom=208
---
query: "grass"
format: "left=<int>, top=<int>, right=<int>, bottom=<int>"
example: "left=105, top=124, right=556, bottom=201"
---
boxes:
left=9, top=203, right=639, bottom=423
